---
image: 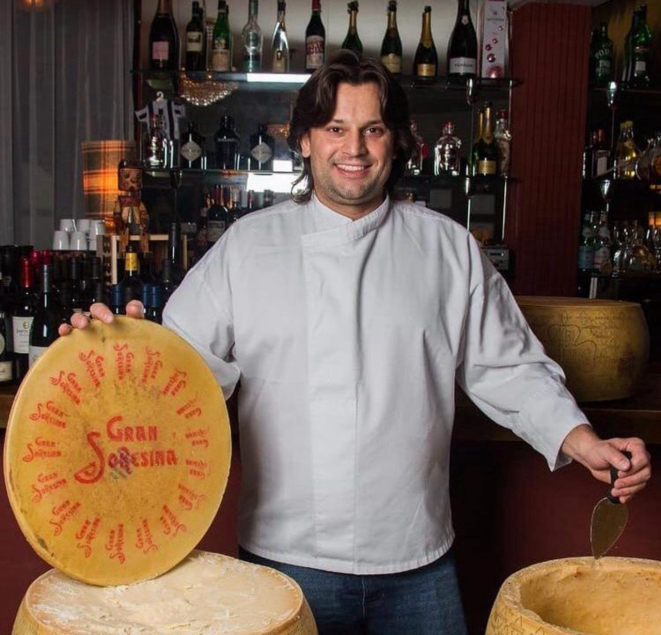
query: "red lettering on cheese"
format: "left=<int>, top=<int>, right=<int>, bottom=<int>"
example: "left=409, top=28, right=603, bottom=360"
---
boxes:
left=186, top=458, right=210, bottom=480
left=22, top=437, right=62, bottom=462
left=177, top=398, right=203, bottom=419
left=74, top=432, right=105, bottom=485
left=49, top=500, right=82, bottom=536
left=79, top=349, right=106, bottom=389
left=49, top=371, right=82, bottom=405
left=105, top=523, right=126, bottom=564
left=161, top=370, right=187, bottom=397
left=29, top=401, right=68, bottom=429
left=76, top=516, right=101, bottom=558
left=106, top=415, right=158, bottom=443
left=185, top=427, right=209, bottom=449
left=135, top=518, right=158, bottom=554
left=159, top=504, right=188, bottom=537
left=31, top=471, right=68, bottom=503
left=178, top=483, right=207, bottom=511
left=141, top=347, right=163, bottom=386
left=113, top=344, right=135, bottom=380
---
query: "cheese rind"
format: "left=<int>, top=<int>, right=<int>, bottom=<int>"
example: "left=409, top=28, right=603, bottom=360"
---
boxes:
left=13, top=550, right=317, bottom=635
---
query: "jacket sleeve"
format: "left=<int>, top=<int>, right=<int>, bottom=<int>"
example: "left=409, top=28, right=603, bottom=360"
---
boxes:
left=456, top=239, right=589, bottom=470
left=162, top=231, right=241, bottom=401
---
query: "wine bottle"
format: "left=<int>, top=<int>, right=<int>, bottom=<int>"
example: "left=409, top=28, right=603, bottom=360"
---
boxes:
left=475, top=102, right=498, bottom=177
left=630, top=4, right=652, bottom=89
left=212, top=0, right=232, bottom=72
left=271, top=1, right=290, bottom=73
left=447, top=0, right=478, bottom=81
left=591, top=22, right=614, bottom=86
left=342, top=2, right=363, bottom=55
left=28, top=264, right=59, bottom=367
left=110, top=285, right=126, bottom=316
left=149, top=0, right=180, bottom=71
left=305, top=0, right=326, bottom=72
left=0, top=307, right=13, bottom=384
left=121, top=243, right=143, bottom=303
left=215, top=115, right=240, bottom=170
left=380, top=1, right=402, bottom=75
left=622, top=8, right=640, bottom=83
left=413, top=6, right=437, bottom=83
left=12, top=257, right=36, bottom=382
left=207, top=184, right=230, bottom=247
left=180, top=121, right=205, bottom=168
left=67, top=255, right=84, bottom=313
left=147, top=286, right=165, bottom=324
left=242, top=0, right=263, bottom=72
left=185, top=1, right=206, bottom=72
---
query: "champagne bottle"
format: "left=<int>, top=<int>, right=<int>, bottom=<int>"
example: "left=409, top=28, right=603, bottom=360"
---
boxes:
left=413, top=6, right=437, bottom=83
left=380, top=1, right=402, bottom=75
left=447, top=0, right=478, bottom=81
left=185, top=1, right=206, bottom=72
left=342, top=2, right=363, bottom=55
left=212, top=0, right=232, bottom=72
left=242, top=0, right=263, bottom=72
left=305, top=0, right=326, bottom=72
left=475, top=102, right=498, bottom=177
left=271, top=1, right=290, bottom=73
left=28, top=264, right=59, bottom=367
left=12, top=257, right=36, bottom=382
left=149, top=0, right=180, bottom=71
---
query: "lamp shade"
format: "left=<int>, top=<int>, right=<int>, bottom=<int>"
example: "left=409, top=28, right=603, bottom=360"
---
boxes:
left=81, top=140, right=137, bottom=222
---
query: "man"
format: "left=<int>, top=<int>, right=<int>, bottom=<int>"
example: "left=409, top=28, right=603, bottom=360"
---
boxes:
left=61, top=52, right=651, bottom=634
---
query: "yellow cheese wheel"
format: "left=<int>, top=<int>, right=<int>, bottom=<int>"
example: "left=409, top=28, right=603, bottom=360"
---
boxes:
left=486, top=557, right=661, bottom=635
left=4, top=317, right=231, bottom=586
left=12, top=550, right=317, bottom=635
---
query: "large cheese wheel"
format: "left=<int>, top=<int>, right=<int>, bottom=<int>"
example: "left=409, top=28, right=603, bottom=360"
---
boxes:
left=4, top=317, right=231, bottom=586
left=12, top=550, right=317, bottom=635
left=486, top=557, right=661, bottom=635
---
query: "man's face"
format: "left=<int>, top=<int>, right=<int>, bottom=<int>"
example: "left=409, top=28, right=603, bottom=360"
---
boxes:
left=300, top=82, right=395, bottom=220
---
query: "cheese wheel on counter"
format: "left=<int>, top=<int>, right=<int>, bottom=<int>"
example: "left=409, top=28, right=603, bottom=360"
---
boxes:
left=13, top=550, right=317, bottom=635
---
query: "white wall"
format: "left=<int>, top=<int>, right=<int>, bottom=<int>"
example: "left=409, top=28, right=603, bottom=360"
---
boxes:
left=141, top=0, right=481, bottom=72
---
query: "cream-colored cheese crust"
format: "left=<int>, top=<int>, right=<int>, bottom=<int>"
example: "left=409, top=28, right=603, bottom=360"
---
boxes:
left=17, top=551, right=316, bottom=635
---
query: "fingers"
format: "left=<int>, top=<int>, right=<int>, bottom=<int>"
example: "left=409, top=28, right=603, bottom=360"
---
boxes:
left=70, top=313, right=91, bottom=330
left=90, top=303, right=114, bottom=324
left=58, top=324, right=73, bottom=337
left=126, top=300, right=145, bottom=319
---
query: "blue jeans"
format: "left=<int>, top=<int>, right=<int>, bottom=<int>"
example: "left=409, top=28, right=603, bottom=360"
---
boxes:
left=239, top=547, right=468, bottom=635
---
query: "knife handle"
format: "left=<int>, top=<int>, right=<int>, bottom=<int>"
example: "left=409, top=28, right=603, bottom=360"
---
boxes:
left=608, top=450, right=632, bottom=504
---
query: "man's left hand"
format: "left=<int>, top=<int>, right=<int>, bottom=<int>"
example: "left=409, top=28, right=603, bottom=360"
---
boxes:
left=561, top=424, right=651, bottom=504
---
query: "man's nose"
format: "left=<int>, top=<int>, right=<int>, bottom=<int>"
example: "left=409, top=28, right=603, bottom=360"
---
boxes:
left=342, top=129, right=366, bottom=156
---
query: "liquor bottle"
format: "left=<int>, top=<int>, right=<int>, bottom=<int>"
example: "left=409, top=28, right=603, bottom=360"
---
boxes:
left=0, top=307, right=13, bottom=384
left=447, top=0, right=478, bottom=81
left=582, top=131, right=597, bottom=180
left=242, top=0, right=263, bottom=72
left=149, top=0, right=180, bottom=71
left=167, top=221, right=186, bottom=285
left=159, top=259, right=178, bottom=301
left=342, top=2, right=363, bottom=55
left=212, top=0, right=232, bottom=72
left=28, top=264, right=59, bottom=367
left=12, top=257, right=36, bottom=382
left=271, top=1, right=290, bottom=73
left=380, top=1, right=402, bottom=75
left=591, top=22, right=613, bottom=85
left=250, top=124, right=275, bottom=171
left=406, top=120, right=427, bottom=175
left=593, top=129, right=610, bottom=177
left=494, top=109, right=512, bottom=177
left=185, top=1, right=206, bottom=72
left=475, top=102, right=498, bottom=176
left=121, top=243, right=143, bottom=303
left=622, top=8, right=641, bottom=83
left=230, top=188, right=243, bottom=223
left=630, top=4, right=652, bottom=89
left=215, top=115, right=240, bottom=170
left=593, top=210, right=612, bottom=275
left=305, top=0, right=326, bottom=72
left=180, top=121, right=206, bottom=169
left=413, top=6, right=437, bottom=83
left=207, top=184, right=229, bottom=247
left=434, top=122, right=462, bottom=177
left=615, top=121, right=639, bottom=180
left=577, top=210, right=596, bottom=297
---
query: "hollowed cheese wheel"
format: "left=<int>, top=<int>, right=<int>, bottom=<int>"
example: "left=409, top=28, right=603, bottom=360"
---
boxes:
left=486, top=557, right=661, bottom=635
left=4, top=317, right=231, bottom=586
left=12, top=550, right=318, bottom=635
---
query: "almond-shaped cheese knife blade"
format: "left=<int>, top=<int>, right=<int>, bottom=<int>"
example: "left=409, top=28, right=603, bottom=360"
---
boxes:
left=590, top=451, right=631, bottom=560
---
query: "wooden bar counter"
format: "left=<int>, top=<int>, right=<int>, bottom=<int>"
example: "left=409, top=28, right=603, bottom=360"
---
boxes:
left=0, top=369, right=659, bottom=634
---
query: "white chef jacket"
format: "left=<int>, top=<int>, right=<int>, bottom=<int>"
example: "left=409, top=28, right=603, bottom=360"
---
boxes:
left=163, top=195, right=589, bottom=575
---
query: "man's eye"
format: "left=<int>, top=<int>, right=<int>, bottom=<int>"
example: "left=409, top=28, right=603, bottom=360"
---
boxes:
left=327, top=127, right=342, bottom=134
left=366, top=127, right=384, bottom=136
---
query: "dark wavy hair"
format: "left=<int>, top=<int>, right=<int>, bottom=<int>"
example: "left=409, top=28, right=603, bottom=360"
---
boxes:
left=287, top=50, right=417, bottom=203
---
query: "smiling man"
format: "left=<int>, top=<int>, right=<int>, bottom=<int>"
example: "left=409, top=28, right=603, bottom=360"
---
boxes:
left=62, top=52, right=650, bottom=635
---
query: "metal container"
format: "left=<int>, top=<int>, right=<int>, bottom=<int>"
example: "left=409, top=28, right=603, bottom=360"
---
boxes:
left=516, top=297, right=649, bottom=402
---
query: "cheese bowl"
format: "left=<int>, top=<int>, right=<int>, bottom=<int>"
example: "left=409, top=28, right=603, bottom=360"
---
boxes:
left=486, top=557, right=661, bottom=635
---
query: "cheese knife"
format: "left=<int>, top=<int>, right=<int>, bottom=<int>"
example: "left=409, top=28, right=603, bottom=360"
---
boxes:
left=590, top=450, right=632, bottom=559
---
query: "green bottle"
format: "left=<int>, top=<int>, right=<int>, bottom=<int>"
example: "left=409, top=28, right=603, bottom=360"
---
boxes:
left=592, top=22, right=613, bottom=85
left=630, top=4, right=652, bottom=88
left=212, top=0, right=232, bottom=72
left=342, top=2, right=363, bottom=54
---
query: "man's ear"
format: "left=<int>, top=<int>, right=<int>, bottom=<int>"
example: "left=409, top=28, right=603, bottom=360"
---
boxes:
left=300, top=132, right=311, bottom=159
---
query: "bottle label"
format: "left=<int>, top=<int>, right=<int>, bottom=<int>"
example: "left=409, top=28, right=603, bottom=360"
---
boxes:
left=416, top=63, right=436, bottom=77
left=593, top=246, right=611, bottom=272
left=12, top=316, right=34, bottom=355
left=496, top=140, right=511, bottom=176
left=181, top=140, right=203, bottom=163
left=0, top=332, right=5, bottom=355
left=152, top=41, right=169, bottom=62
left=595, top=153, right=609, bottom=176
left=449, top=57, right=477, bottom=75
left=578, top=245, right=594, bottom=270
left=251, top=142, right=273, bottom=164
left=634, top=60, right=646, bottom=73
left=381, top=54, right=402, bottom=74
left=306, top=35, right=325, bottom=69
left=212, top=41, right=231, bottom=72
left=0, top=360, right=12, bottom=382
left=186, top=32, right=204, bottom=53
left=477, top=159, right=497, bottom=176
left=207, top=220, right=226, bottom=243
left=597, top=59, right=611, bottom=72
left=29, top=345, right=49, bottom=367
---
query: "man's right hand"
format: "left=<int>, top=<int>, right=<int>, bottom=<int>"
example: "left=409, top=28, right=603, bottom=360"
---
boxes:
left=58, top=301, right=144, bottom=337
